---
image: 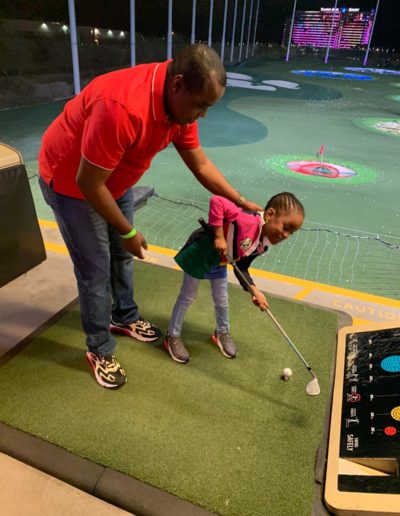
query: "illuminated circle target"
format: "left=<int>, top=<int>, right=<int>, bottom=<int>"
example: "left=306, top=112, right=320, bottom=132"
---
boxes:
left=381, top=355, right=400, bottom=373
left=266, top=155, right=377, bottom=184
left=287, top=161, right=356, bottom=179
left=391, top=407, right=400, bottom=422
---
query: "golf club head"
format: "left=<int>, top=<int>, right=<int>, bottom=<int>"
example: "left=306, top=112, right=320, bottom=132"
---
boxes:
left=306, top=377, right=320, bottom=396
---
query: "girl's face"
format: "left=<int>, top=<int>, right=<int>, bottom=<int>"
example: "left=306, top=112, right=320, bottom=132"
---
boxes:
left=263, top=208, right=304, bottom=245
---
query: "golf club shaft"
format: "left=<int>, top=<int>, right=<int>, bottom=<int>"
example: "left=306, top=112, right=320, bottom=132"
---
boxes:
left=198, top=217, right=316, bottom=376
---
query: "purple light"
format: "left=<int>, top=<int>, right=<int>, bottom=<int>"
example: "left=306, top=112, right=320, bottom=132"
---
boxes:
left=286, top=9, right=373, bottom=50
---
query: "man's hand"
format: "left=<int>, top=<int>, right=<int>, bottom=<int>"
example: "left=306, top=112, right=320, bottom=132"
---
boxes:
left=214, top=235, right=227, bottom=255
left=122, top=231, right=148, bottom=259
left=250, top=286, right=269, bottom=311
left=243, top=199, right=263, bottom=212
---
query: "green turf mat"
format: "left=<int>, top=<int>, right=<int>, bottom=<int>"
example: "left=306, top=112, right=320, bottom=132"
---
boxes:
left=0, top=261, right=338, bottom=515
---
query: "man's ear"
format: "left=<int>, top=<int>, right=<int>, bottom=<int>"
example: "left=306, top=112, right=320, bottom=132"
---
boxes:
left=172, top=74, right=184, bottom=93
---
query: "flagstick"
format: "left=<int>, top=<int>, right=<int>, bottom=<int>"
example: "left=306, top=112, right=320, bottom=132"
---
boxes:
left=318, top=143, right=325, bottom=171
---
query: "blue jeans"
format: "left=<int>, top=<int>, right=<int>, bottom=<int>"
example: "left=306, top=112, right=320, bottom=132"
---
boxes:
left=39, top=177, right=139, bottom=356
left=168, top=272, right=229, bottom=337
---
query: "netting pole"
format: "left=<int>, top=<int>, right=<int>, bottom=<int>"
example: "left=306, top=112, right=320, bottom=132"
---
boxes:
left=221, top=0, right=229, bottom=62
left=191, top=0, right=196, bottom=44
left=245, top=0, right=254, bottom=59
left=230, top=0, right=239, bottom=62
left=68, top=0, right=80, bottom=94
left=324, top=0, right=337, bottom=64
left=238, top=0, right=248, bottom=62
left=130, top=0, right=136, bottom=66
left=324, top=0, right=338, bottom=64
left=251, top=0, right=260, bottom=57
left=208, top=0, right=214, bottom=47
left=167, top=0, right=173, bottom=58
left=363, top=0, right=380, bottom=67
left=285, top=0, right=298, bottom=62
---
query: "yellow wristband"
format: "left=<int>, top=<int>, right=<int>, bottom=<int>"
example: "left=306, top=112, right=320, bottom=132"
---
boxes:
left=120, top=228, right=137, bottom=239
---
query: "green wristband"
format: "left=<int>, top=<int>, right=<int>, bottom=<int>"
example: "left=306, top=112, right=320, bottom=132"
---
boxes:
left=120, top=227, right=137, bottom=239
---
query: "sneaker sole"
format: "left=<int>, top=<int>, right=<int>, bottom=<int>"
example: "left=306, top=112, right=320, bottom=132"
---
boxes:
left=211, top=334, right=237, bottom=359
left=110, top=324, right=160, bottom=343
left=85, top=354, right=127, bottom=389
left=162, top=339, right=190, bottom=364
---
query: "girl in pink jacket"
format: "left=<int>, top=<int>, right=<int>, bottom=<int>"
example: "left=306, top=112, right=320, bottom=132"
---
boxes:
left=164, top=192, right=304, bottom=363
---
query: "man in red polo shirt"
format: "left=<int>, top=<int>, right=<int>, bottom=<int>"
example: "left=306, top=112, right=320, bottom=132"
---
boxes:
left=39, top=44, right=261, bottom=389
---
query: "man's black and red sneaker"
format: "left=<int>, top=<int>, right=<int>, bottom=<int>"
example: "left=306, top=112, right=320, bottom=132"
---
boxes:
left=110, top=317, right=161, bottom=342
left=86, top=352, right=127, bottom=388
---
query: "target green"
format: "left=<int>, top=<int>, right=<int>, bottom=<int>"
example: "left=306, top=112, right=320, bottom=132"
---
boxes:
left=265, top=155, right=378, bottom=184
left=386, top=95, right=400, bottom=103
left=353, top=117, right=400, bottom=137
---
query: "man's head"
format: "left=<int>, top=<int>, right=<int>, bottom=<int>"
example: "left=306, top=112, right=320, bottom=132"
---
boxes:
left=166, top=44, right=226, bottom=125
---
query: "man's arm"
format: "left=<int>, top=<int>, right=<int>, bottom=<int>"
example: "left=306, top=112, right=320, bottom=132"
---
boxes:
left=176, top=145, right=262, bottom=211
left=76, top=157, right=147, bottom=258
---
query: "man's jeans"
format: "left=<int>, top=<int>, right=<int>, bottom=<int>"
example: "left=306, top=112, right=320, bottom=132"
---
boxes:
left=168, top=272, right=229, bottom=337
left=39, top=177, right=139, bottom=356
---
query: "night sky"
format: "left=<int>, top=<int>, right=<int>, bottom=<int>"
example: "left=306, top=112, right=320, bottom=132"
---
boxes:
left=0, top=0, right=399, bottom=49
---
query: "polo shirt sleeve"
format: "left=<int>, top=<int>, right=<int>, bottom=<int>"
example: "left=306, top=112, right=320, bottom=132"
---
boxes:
left=82, top=99, right=138, bottom=170
left=209, top=196, right=241, bottom=226
left=172, top=121, right=200, bottom=150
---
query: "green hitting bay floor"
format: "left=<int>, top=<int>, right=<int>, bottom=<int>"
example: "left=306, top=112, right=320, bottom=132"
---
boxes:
left=0, top=261, right=339, bottom=516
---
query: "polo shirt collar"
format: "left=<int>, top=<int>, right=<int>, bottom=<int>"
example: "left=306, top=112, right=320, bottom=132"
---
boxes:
left=151, top=59, right=172, bottom=123
left=259, top=211, right=271, bottom=247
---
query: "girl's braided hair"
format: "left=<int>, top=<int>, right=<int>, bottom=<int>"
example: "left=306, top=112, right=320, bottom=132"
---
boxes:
left=265, top=192, right=305, bottom=217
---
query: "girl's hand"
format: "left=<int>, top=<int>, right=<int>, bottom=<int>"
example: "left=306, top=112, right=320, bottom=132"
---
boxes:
left=250, top=286, right=269, bottom=311
left=214, top=236, right=227, bottom=256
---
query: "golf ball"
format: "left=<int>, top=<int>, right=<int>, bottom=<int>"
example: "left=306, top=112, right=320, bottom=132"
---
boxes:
left=282, top=367, right=292, bottom=380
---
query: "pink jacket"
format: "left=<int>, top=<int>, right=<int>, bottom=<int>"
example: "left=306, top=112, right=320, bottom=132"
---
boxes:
left=208, top=196, right=264, bottom=261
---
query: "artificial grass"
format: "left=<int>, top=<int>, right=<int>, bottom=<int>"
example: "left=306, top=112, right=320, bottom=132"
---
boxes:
left=0, top=261, right=338, bottom=515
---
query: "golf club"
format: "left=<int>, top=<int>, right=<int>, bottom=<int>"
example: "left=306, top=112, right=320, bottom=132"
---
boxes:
left=198, top=217, right=320, bottom=396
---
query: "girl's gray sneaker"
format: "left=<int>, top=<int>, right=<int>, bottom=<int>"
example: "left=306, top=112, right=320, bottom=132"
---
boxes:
left=211, top=330, right=237, bottom=358
left=163, top=332, right=190, bottom=363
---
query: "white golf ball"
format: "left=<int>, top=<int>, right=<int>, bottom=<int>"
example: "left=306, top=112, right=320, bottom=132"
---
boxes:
left=282, top=367, right=292, bottom=380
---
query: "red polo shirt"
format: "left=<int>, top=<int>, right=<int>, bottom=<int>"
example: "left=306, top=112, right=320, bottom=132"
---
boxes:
left=38, top=60, right=199, bottom=199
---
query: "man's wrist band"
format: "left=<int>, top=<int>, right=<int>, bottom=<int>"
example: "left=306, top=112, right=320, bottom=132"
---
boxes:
left=237, top=195, right=246, bottom=207
left=120, top=228, right=137, bottom=239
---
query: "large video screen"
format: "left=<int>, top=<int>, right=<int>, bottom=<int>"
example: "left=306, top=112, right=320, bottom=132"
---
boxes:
left=283, top=7, right=375, bottom=49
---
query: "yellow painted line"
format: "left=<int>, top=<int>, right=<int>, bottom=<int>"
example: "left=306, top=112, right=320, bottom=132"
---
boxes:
left=39, top=219, right=58, bottom=229
left=38, top=219, right=400, bottom=311
left=293, top=286, right=315, bottom=301
left=148, top=244, right=176, bottom=257
left=146, top=244, right=400, bottom=310
left=351, top=317, right=375, bottom=326
left=44, top=241, right=69, bottom=256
